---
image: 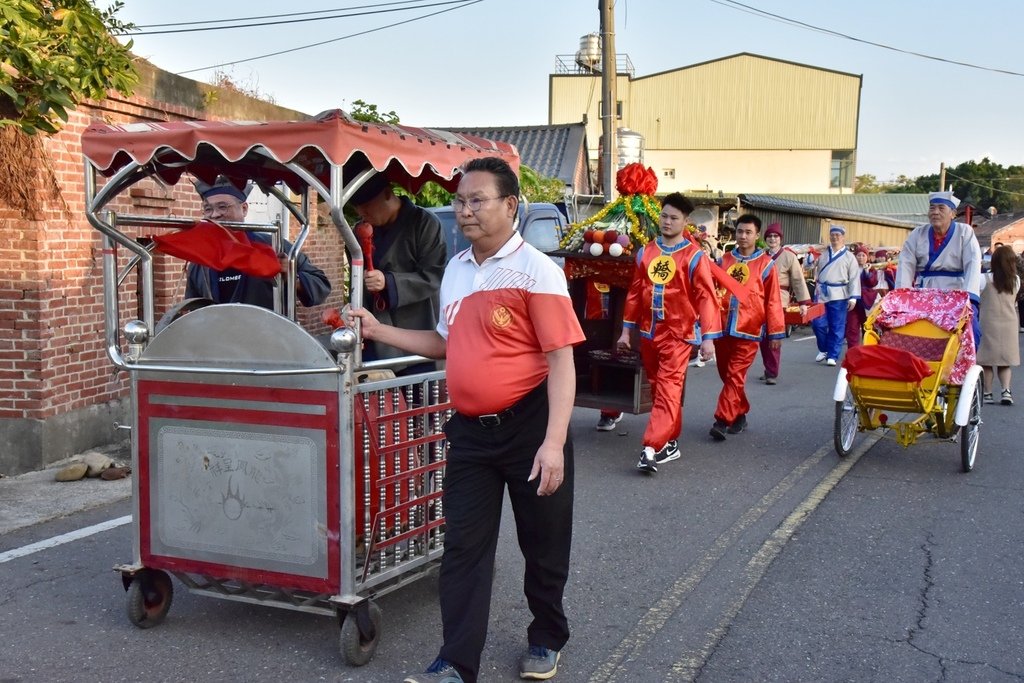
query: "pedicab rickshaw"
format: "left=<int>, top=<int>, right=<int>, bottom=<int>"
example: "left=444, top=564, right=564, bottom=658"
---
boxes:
left=832, top=288, right=983, bottom=472
left=80, top=110, right=519, bottom=664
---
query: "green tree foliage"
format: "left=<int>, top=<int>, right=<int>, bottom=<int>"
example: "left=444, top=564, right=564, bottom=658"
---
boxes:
left=345, top=99, right=563, bottom=207
left=859, top=159, right=1024, bottom=213
left=854, top=174, right=882, bottom=193
left=520, top=165, right=566, bottom=204
left=349, top=99, right=400, bottom=126
left=935, top=158, right=1024, bottom=213
left=0, top=0, right=138, bottom=135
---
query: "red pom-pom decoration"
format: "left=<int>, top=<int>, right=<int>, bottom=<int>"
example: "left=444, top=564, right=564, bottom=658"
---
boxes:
left=615, top=163, right=658, bottom=196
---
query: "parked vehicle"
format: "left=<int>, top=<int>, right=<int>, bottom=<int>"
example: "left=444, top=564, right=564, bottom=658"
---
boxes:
left=429, top=201, right=568, bottom=258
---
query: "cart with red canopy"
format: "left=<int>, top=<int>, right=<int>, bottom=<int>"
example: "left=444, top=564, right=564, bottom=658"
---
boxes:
left=81, top=110, right=519, bottom=665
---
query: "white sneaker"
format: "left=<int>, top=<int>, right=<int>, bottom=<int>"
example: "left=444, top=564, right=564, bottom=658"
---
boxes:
left=826, top=358, right=837, bottom=366
left=815, top=352, right=828, bottom=363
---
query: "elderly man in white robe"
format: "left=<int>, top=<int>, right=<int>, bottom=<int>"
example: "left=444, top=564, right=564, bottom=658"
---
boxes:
left=896, top=191, right=983, bottom=342
left=810, top=225, right=861, bottom=366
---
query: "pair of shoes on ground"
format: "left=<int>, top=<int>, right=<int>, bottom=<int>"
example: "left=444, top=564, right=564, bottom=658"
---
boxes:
left=758, top=374, right=778, bottom=385
left=636, top=440, right=680, bottom=473
left=985, top=390, right=1015, bottom=405
left=405, top=647, right=560, bottom=682
left=814, top=352, right=838, bottom=367
left=709, top=414, right=747, bottom=440
left=595, top=413, right=623, bottom=431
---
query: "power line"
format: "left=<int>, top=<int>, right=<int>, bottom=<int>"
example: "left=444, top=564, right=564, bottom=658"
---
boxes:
left=129, top=0, right=474, bottom=36
left=177, top=0, right=484, bottom=75
left=133, top=0, right=430, bottom=29
left=944, top=171, right=1024, bottom=198
left=709, top=0, right=1024, bottom=78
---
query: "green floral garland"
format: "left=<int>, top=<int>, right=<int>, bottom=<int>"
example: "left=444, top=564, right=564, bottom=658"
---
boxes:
left=560, top=194, right=662, bottom=252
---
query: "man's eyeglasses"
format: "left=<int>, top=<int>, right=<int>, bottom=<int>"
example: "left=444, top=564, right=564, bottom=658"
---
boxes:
left=202, top=201, right=241, bottom=216
left=451, top=195, right=507, bottom=212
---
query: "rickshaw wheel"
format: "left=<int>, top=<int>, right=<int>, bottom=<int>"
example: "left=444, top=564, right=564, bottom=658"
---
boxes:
left=834, top=386, right=858, bottom=457
left=126, top=569, right=173, bottom=628
left=959, top=384, right=981, bottom=473
left=339, top=601, right=382, bottom=666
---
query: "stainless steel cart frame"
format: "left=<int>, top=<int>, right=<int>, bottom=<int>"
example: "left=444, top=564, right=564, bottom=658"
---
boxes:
left=80, top=111, right=519, bottom=664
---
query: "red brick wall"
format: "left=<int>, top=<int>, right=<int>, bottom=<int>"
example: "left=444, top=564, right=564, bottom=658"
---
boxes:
left=0, top=88, right=347, bottom=470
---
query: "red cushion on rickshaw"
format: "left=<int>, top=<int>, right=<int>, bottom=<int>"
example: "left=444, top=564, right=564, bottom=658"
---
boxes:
left=842, top=345, right=935, bottom=383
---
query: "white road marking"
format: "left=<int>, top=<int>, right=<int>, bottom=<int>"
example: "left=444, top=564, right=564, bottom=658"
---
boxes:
left=589, top=432, right=881, bottom=682
left=589, top=441, right=834, bottom=682
left=668, top=434, right=880, bottom=680
left=0, top=515, right=131, bottom=565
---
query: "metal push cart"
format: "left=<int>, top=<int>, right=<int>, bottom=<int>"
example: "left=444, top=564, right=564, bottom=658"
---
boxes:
left=832, top=288, right=982, bottom=472
left=80, top=111, right=519, bottom=664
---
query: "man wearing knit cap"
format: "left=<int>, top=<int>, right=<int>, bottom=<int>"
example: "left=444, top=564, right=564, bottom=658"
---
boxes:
left=759, top=222, right=811, bottom=384
left=186, top=176, right=331, bottom=309
left=348, top=170, right=446, bottom=373
left=896, top=190, right=982, bottom=342
left=810, top=225, right=860, bottom=366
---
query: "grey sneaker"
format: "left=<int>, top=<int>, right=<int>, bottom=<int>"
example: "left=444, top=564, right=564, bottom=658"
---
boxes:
left=520, top=645, right=560, bottom=680
left=404, top=658, right=463, bottom=683
left=595, top=413, right=623, bottom=431
left=727, top=414, right=747, bottom=434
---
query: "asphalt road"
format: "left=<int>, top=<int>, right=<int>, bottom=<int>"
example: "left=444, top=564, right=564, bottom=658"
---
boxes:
left=1, top=332, right=1022, bottom=683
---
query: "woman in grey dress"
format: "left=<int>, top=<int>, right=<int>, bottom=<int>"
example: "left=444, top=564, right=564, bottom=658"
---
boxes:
left=977, top=246, right=1021, bottom=405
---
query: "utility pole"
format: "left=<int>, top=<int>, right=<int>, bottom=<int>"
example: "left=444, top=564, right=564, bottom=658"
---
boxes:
left=600, top=0, right=617, bottom=201
left=939, top=162, right=946, bottom=191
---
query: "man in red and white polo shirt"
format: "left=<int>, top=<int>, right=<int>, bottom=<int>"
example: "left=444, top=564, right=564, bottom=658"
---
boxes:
left=350, top=157, right=583, bottom=683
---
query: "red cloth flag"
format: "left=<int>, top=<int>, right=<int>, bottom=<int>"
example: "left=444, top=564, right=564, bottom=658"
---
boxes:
left=151, top=220, right=281, bottom=278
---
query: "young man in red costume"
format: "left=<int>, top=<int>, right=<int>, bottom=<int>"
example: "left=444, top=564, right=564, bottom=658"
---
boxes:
left=710, top=214, right=786, bottom=441
left=617, top=193, right=722, bottom=473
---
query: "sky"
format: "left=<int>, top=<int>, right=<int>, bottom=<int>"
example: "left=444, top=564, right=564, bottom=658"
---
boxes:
left=114, top=0, right=1023, bottom=181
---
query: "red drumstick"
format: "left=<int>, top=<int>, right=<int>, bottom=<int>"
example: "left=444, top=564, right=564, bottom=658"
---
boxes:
left=355, top=221, right=374, bottom=271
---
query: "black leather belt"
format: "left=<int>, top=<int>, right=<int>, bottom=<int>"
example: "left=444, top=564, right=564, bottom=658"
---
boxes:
left=469, top=380, right=546, bottom=429
left=476, top=408, right=515, bottom=428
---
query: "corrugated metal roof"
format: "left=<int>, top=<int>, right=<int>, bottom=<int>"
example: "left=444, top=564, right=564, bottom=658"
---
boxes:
left=769, top=193, right=929, bottom=223
left=740, top=194, right=916, bottom=229
left=443, top=123, right=587, bottom=187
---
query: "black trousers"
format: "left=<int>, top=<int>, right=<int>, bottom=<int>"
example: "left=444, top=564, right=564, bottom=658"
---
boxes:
left=437, top=382, right=574, bottom=683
